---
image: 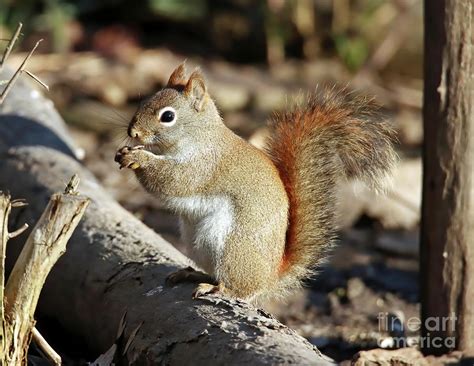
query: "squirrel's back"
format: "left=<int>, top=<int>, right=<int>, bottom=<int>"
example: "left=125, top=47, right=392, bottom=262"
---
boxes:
left=267, top=88, right=396, bottom=291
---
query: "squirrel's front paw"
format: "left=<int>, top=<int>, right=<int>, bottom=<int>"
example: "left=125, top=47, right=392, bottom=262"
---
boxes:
left=115, top=146, right=145, bottom=170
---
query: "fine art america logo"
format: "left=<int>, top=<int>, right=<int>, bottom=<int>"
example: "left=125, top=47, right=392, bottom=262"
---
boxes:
left=377, top=312, right=457, bottom=349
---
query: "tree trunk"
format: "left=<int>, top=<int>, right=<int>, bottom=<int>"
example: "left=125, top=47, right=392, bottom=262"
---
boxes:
left=421, top=0, right=473, bottom=356
left=0, top=69, right=333, bottom=365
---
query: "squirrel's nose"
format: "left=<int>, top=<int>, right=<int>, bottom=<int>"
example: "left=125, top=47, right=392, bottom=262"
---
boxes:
left=128, top=125, right=140, bottom=138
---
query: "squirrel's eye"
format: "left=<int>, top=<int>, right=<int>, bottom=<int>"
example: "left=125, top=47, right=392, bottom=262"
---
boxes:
left=161, top=111, right=175, bottom=122
left=157, top=107, right=177, bottom=126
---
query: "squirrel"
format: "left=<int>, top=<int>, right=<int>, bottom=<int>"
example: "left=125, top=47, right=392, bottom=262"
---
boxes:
left=115, top=63, right=396, bottom=302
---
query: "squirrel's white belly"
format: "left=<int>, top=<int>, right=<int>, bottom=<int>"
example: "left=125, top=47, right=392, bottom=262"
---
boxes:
left=166, top=195, right=234, bottom=275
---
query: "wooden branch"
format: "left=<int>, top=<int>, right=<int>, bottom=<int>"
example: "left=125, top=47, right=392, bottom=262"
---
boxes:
left=24, top=70, right=49, bottom=91
left=7, top=223, right=29, bottom=239
left=3, top=177, right=89, bottom=364
left=0, top=23, right=23, bottom=72
left=11, top=199, right=28, bottom=208
left=0, top=193, right=11, bottom=361
left=0, top=69, right=333, bottom=365
left=0, top=40, right=43, bottom=104
left=32, top=327, right=61, bottom=366
left=1, top=179, right=81, bottom=366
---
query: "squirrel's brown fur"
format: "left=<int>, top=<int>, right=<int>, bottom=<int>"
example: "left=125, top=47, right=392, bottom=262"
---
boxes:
left=115, top=64, right=396, bottom=302
left=267, top=89, right=396, bottom=293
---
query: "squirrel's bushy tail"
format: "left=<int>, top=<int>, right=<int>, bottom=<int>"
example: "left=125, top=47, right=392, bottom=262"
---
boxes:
left=267, top=88, right=396, bottom=290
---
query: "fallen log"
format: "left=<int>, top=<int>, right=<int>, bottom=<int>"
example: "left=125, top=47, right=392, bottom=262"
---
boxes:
left=0, top=69, right=333, bottom=365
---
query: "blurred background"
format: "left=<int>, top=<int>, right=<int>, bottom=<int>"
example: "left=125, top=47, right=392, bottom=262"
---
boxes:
left=1, top=0, right=423, bottom=363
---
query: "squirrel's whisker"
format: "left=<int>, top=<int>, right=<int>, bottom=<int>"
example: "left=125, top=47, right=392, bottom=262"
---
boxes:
left=109, top=107, right=130, bottom=123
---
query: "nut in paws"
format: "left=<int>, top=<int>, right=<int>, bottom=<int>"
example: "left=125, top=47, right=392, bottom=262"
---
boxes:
left=115, top=145, right=144, bottom=170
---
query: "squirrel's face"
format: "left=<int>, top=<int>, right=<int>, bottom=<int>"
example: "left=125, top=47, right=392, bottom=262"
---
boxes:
left=127, top=63, right=220, bottom=154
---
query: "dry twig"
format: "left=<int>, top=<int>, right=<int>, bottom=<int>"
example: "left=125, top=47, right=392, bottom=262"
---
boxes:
left=0, top=39, right=45, bottom=104
left=32, top=327, right=61, bottom=366
left=0, top=193, right=10, bottom=360
left=24, top=70, right=49, bottom=91
left=0, top=23, right=23, bottom=72
left=7, top=223, right=29, bottom=239
left=1, top=176, right=89, bottom=365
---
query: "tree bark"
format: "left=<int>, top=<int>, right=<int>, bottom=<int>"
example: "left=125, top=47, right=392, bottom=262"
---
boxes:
left=0, top=69, right=333, bottom=365
left=421, top=0, right=473, bottom=356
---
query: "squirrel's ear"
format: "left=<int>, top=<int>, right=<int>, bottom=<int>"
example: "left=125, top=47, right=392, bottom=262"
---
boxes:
left=167, top=62, right=187, bottom=88
left=184, top=69, right=207, bottom=111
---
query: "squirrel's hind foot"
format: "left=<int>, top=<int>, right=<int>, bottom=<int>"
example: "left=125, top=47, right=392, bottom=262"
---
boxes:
left=192, top=282, right=225, bottom=299
left=166, top=266, right=214, bottom=286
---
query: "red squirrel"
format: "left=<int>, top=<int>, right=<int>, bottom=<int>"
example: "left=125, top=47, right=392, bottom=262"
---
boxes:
left=115, top=63, right=396, bottom=302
